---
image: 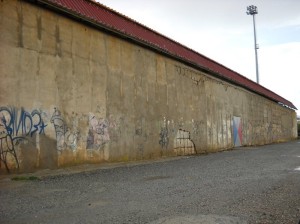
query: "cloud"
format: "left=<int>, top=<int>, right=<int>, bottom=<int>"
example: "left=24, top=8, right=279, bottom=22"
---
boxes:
left=259, top=42, right=300, bottom=109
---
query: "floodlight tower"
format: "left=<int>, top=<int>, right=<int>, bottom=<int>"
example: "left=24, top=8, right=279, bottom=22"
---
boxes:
left=246, top=5, right=259, bottom=84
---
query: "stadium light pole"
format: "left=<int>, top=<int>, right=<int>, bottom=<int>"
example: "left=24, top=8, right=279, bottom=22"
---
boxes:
left=246, top=5, right=259, bottom=84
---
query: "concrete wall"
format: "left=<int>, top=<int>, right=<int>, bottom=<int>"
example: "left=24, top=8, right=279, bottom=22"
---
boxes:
left=0, top=0, right=297, bottom=172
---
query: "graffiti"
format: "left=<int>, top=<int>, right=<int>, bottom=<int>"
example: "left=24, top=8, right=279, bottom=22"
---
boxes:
left=135, top=118, right=145, bottom=137
left=0, top=117, right=19, bottom=172
left=0, top=107, right=47, bottom=172
left=175, top=65, right=205, bottom=85
left=192, top=119, right=204, bottom=135
left=133, top=117, right=148, bottom=158
left=0, top=107, right=47, bottom=138
left=137, top=144, right=144, bottom=154
left=87, top=113, right=110, bottom=149
left=135, top=128, right=143, bottom=136
left=159, top=117, right=170, bottom=149
left=159, top=127, right=169, bottom=149
left=50, top=108, right=79, bottom=151
left=233, top=116, right=242, bottom=147
left=174, top=129, right=196, bottom=156
left=108, top=115, right=122, bottom=143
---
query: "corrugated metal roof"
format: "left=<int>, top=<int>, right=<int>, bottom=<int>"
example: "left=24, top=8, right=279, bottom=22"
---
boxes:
left=34, top=0, right=297, bottom=110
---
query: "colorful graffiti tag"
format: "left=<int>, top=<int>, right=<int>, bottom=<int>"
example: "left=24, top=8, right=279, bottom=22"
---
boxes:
left=233, top=116, right=242, bottom=147
left=0, top=107, right=47, bottom=172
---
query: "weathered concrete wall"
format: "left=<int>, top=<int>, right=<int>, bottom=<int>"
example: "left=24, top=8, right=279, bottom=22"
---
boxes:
left=0, top=0, right=297, bottom=172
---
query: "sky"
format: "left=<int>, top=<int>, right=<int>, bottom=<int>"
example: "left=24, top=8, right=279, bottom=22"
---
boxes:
left=97, top=0, right=300, bottom=115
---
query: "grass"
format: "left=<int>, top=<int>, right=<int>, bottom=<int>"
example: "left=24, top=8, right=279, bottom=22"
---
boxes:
left=11, top=176, right=41, bottom=181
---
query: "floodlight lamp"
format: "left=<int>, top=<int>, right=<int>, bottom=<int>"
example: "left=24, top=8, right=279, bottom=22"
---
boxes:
left=246, top=5, right=258, bottom=15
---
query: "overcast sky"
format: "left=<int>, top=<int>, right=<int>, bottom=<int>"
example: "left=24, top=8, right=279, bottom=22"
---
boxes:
left=97, top=0, right=300, bottom=115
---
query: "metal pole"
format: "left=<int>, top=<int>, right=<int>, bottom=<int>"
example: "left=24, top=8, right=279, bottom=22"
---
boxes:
left=246, top=5, right=259, bottom=84
left=252, top=14, right=259, bottom=84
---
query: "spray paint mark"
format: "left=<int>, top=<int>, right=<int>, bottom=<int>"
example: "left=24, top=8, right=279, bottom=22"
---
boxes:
left=50, top=108, right=78, bottom=151
left=87, top=113, right=110, bottom=149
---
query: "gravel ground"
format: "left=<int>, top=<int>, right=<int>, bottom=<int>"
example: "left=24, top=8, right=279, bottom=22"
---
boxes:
left=1, top=140, right=300, bottom=224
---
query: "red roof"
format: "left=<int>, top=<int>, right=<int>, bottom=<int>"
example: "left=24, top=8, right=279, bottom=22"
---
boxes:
left=37, top=0, right=296, bottom=110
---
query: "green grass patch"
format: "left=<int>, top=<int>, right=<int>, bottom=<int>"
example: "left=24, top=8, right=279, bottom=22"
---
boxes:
left=11, top=176, right=40, bottom=181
